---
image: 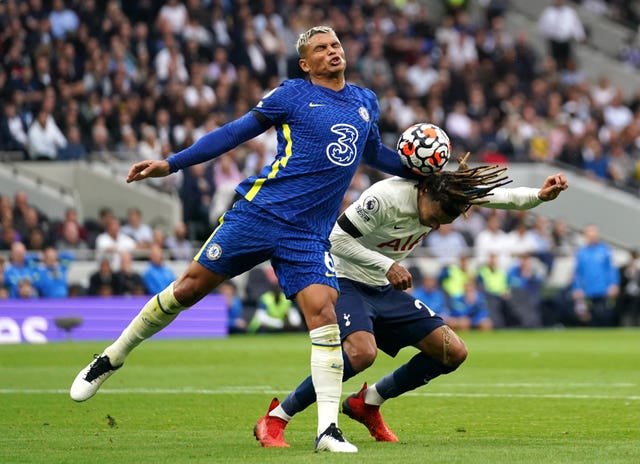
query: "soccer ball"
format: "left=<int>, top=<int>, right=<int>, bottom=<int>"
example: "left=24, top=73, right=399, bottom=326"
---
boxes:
left=396, top=123, right=451, bottom=175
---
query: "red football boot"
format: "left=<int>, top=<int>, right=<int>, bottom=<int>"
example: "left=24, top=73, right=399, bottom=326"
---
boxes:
left=254, top=398, right=290, bottom=448
left=342, top=383, right=399, bottom=442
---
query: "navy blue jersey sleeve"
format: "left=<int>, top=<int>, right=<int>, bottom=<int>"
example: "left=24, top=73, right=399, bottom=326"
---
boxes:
left=167, top=111, right=269, bottom=173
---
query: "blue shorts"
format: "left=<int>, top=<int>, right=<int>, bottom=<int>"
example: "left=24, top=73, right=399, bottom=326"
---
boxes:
left=195, top=199, right=339, bottom=298
left=335, top=278, right=446, bottom=357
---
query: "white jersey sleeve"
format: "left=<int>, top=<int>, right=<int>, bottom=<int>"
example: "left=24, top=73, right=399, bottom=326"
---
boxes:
left=484, top=187, right=542, bottom=210
left=330, top=177, right=429, bottom=286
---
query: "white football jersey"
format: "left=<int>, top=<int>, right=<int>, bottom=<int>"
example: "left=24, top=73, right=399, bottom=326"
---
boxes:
left=330, top=177, right=541, bottom=286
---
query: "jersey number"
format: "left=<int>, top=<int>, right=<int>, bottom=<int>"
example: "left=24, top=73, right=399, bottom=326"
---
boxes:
left=414, top=299, right=436, bottom=317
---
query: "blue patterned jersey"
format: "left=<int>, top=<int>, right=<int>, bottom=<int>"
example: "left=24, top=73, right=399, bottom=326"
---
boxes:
left=235, top=79, right=383, bottom=239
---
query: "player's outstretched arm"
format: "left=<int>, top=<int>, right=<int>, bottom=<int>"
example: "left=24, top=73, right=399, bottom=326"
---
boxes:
left=537, top=172, right=568, bottom=201
left=126, top=160, right=170, bottom=183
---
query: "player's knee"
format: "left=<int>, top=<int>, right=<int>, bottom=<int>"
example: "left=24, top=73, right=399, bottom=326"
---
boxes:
left=346, top=346, right=377, bottom=373
left=172, top=283, right=201, bottom=307
left=446, top=339, right=468, bottom=370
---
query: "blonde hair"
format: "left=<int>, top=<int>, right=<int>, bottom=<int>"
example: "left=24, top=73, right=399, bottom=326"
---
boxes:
left=296, top=26, right=337, bottom=57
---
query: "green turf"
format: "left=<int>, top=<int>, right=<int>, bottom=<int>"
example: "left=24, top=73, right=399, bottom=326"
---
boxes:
left=1, top=329, right=639, bottom=463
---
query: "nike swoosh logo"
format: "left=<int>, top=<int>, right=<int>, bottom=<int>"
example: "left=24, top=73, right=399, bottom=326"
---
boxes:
left=309, top=103, right=326, bottom=107
left=393, top=225, right=404, bottom=229
left=325, top=272, right=336, bottom=277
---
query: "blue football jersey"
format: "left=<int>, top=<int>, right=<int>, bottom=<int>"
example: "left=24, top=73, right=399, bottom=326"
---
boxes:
left=235, top=79, right=383, bottom=239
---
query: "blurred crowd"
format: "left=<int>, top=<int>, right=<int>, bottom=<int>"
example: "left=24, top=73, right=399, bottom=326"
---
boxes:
left=1, top=0, right=640, bottom=328
left=2, top=187, right=639, bottom=329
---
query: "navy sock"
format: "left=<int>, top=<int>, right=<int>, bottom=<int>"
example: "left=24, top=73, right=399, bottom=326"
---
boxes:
left=280, top=352, right=356, bottom=416
left=374, top=353, right=454, bottom=400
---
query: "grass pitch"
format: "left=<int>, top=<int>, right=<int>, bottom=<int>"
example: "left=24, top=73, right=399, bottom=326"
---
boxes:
left=1, top=329, right=639, bottom=463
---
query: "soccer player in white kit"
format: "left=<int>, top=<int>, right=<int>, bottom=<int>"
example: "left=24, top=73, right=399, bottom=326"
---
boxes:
left=254, top=164, right=568, bottom=446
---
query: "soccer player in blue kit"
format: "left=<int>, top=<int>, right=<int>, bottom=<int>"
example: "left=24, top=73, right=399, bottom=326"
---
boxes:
left=70, top=26, right=420, bottom=453
left=254, top=162, right=568, bottom=447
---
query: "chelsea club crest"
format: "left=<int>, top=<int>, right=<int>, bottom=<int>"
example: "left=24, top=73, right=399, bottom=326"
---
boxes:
left=359, top=106, right=370, bottom=122
left=206, top=243, right=222, bottom=261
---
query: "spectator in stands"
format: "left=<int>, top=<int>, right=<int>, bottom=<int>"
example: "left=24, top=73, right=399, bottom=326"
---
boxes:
left=11, top=192, right=34, bottom=226
left=157, top=0, right=188, bottom=36
left=121, top=207, right=153, bottom=251
left=3, top=241, right=35, bottom=298
left=154, top=33, right=188, bottom=85
left=184, top=64, right=216, bottom=118
left=17, top=278, right=38, bottom=299
left=209, top=151, right=244, bottom=224
left=15, top=206, right=48, bottom=248
left=0, top=99, right=29, bottom=154
left=84, top=207, right=115, bottom=248
left=616, top=250, right=640, bottom=327
left=88, top=120, right=114, bottom=163
left=165, top=220, right=193, bottom=261
left=423, top=222, right=470, bottom=266
left=446, top=280, right=493, bottom=331
left=114, top=251, right=146, bottom=296
left=581, top=136, right=610, bottom=181
left=603, top=88, right=633, bottom=135
left=571, top=224, right=620, bottom=326
left=138, top=125, right=162, bottom=161
left=358, top=32, right=393, bottom=91
left=537, top=0, right=586, bottom=70
left=0, top=222, right=20, bottom=251
left=95, top=216, right=137, bottom=270
left=54, top=219, right=89, bottom=255
left=25, top=227, right=47, bottom=252
left=507, top=253, right=546, bottom=328
left=57, top=125, right=87, bottom=161
left=590, top=75, right=617, bottom=109
left=243, top=265, right=278, bottom=311
left=49, top=0, right=79, bottom=40
left=50, top=206, right=88, bottom=242
left=607, top=141, right=635, bottom=189
left=32, top=246, right=70, bottom=298
left=505, top=217, right=537, bottom=256
left=218, top=280, right=247, bottom=335
left=476, top=252, right=517, bottom=328
left=248, top=282, right=303, bottom=334
left=179, top=162, right=214, bottom=241
left=452, top=205, right=486, bottom=246
left=474, top=212, right=513, bottom=269
left=142, top=244, right=175, bottom=295
left=151, top=228, right=167, bottom=250
left=88, top=258, right=119, bottom=296
left=439, top=253, right=474, bottom=300
left=551, top=219, right=580, bottom=256
left=27, top=105, right=67, bottom=160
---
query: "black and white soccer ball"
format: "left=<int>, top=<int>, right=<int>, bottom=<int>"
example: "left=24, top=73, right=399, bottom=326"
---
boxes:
left=396, top=123, right=451, bottom=175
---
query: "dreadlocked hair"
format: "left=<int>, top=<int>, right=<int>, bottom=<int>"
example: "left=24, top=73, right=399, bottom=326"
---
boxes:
left=417, top=163, right=512, bottom=218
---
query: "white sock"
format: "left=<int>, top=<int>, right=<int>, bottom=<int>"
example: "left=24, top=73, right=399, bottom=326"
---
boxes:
left=364, top=383, right=385, bottom=406
left=104, top=283, right=186, bottom=366
left=269, top=404, right=292, bottom=422
left=309, top=324, right=343, bottom=435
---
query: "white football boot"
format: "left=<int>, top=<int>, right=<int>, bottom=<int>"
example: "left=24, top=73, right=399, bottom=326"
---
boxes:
left=315, top=423, right=358, bottom=453
left=70, top=354, right=121, bottom=402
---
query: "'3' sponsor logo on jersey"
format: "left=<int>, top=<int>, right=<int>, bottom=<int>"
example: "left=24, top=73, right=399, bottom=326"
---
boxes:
left=326, top=124, right=358, bottom=166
